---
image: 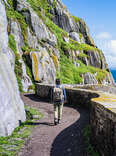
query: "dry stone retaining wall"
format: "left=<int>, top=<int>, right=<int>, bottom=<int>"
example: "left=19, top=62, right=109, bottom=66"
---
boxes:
left=36, top=83, right=116, bottom=156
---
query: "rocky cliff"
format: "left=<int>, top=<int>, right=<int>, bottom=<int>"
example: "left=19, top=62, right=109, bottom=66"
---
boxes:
left=3, top=0, right=114, bottom=91
left=0, top=0, right=26, bottom=136
left=0, top=0, right=115, bottom=136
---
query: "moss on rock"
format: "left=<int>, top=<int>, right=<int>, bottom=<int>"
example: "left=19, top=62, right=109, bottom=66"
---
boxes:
left=8, top=34, right=23, bottom=92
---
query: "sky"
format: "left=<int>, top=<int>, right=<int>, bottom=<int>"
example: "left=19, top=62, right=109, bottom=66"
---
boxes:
left=62, top=0, right=116, bottom=69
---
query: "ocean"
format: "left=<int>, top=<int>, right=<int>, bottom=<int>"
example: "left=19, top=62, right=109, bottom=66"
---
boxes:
left=110, top=69, right=116, bottom=83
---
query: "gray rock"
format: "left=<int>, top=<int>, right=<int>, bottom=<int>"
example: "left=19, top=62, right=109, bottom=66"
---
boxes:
left=10, top=20, right=33, bottom=92
left=85, top=50, right=108, bottom=70
left=0, top=52, right=26, bottom=136
left=0, top=0, right=8, bottom=53
left=83, top=72, right=98, bottom=84
left=50, top=0, right=95, bottom=46
left=30, top=10, right=57, bottom=46
left=32, top=115, right=40, bottom=119
left=63, top=36, right=70, bottom=43
left=7, top=47, right=15, bottom=70
left=21, top=59, right=33, bottom=92
left=85, top=50, right=101, bottom=68
left=30, top=46, right=56, bottom=84
left=27, top=27, right=39, bottom=49
left=103, top=72, right=115, bottom=85
left=10, top=20, right=24, bottom=55
left=3, top=0, right=9, bottom=6
left=44, top=42, right=60, bottom=59
left=78, top=19, right=95, bottom=46
left=49, top=0, right=78, bottom=32
left=52, top=6, right=78, bottom=33
left=0, top=0, right=26, bottom=136
left=16, top=0, right=30, bottom=11
left=79, top=56, right=89, bottom=66
left=16, top=0, right=57, bottom=47
left=69, top=31, right=85, bottom=43
left=99, top=51, right=108, bottom=70
left=69, top=32, right=80, bottom=43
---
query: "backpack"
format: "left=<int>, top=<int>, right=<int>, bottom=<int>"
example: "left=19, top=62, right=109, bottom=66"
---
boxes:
left=53, top=86, right=64, bottom=102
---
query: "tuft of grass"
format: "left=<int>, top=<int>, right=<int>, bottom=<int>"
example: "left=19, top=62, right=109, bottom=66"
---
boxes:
left=0, top=106, right=43, bottom=156
left=26, top=0, right=52, bottom=19
left=25, top=105, right=43, bottom=120
left=72, top=15, right=81, bottom=23
left=79, top=33, right=83, bottom=41
left=44, top=17, right=68, bottom=49
left=21, top=45, right=40, bottom=54
left=59, top=54, right=83, bottom=84
left=77, top=60, right=107, bottom=83
left=8, top=34, right=17, bottom=54
left=84, top=125, right=99, bottom=156
left=78, top=52, right=89, bottom=58
left=69, top=39, right=99, bottom=52
left=58, top=56, right=107, bottom=85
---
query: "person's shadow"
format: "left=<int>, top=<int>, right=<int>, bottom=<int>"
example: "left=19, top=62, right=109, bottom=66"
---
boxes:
left=24, top=94, right=50, bottom=103
left=22, top=121, right=54, bottom=126
left=50, top=107, right=90, bottom=156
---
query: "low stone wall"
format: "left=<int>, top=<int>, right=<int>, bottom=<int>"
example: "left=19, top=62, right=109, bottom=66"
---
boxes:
left=36, top=83, right=116, bottom=156
left=91, top=94, right=116, bottom=156
left=35, top=83, right=98, bottom=106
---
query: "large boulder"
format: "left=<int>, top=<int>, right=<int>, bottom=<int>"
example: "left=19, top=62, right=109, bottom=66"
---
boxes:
left=30, top=47, right=56, bottom=84
left=0, top=0, right=26, bottom=136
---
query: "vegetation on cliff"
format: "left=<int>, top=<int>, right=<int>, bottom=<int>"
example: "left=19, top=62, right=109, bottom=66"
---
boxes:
left=8, top=34, right=23, bottom=92
left=5, top=0, right=113, bottom=87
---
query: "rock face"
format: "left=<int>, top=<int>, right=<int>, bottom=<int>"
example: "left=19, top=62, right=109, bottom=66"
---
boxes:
left=4, top=0, right=114, bottom=87
left=0, top=0, right=26, bottom=136
left=30, top=50, right=56, bottom=83
left=83, top=73, right=98, bottom=85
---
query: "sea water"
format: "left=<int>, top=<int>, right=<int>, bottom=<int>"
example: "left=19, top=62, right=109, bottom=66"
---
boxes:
left=110, top=69, right=116, bottom=83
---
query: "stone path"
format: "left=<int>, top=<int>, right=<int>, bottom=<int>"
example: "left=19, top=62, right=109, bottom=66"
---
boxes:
left=20, top=93, right=89, bottom=156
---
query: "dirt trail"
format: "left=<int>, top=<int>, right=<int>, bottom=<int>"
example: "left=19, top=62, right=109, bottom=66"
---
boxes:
left=20, top=94, right=89, bottom=156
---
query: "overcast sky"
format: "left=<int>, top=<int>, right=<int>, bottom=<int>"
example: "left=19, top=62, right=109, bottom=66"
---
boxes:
left=62, top=0, right=116, bottom=69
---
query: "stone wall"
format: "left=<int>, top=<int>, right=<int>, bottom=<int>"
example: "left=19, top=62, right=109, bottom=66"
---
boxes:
left=91, top=96, right=116, bottom=156
left=36, top=83, right=116, bottom=156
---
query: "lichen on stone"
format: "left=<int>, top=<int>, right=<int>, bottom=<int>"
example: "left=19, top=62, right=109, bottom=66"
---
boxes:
left=32, top=53, right=39, bottom=81
left=52, top=53, right=58, bottom=68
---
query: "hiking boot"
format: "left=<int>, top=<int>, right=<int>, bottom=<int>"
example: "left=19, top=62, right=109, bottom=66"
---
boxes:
left=54, top=119, right=58, bottom=125
left=58, top=119, right=61, bottom=124
left=54, top=121, right=57, bottom=125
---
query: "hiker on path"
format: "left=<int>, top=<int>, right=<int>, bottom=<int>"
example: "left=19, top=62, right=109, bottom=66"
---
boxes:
left=51, top=78, right=66, bottom=125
